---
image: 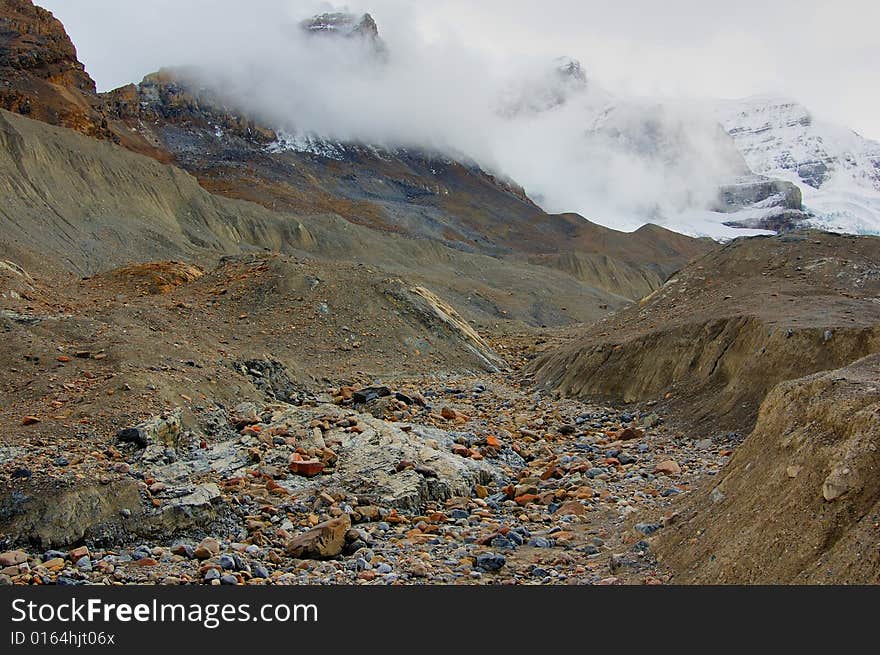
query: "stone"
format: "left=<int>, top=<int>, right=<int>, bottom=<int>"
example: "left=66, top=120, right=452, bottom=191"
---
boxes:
left=194, top=537, right=221, bottom=560
left=475, top=553, right=506, bottom=572
left=556, top=500, right=585, bottom=516
left=353, top=387, right=391, bottom=404
left=653, top=460, right=681, bottom=476
left=0, top=550, right=27, bottom=567
left=616, top=427, right=645, bottom=441
left=289, top=458, right=325, bottom=477
left=68, top=546, right=89, bottom=562
left=231, top=402, right=260, bottom=427
left=117, top=409, right=182, bottom=448
left=635, top=523, right=661, bottom=536
left=822, top=466, right=855, bottom=501
left=286, top=514, right=351, bottom=559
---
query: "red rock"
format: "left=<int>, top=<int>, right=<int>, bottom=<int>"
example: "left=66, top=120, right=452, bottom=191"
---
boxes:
left=289, top=459, right=324, bottom=477
left=133, top=558, right=159, bottom=567
left=451, top=444, right=470, bottom=457
left=21, top=416, right=41, bottom=426
left=441, top=407, right=458, bottom=421
left=57, top=355, right=71, bottom=362
left=68, top=546, right=89, bottom=561
left=514, top=494, right=539, bottom=506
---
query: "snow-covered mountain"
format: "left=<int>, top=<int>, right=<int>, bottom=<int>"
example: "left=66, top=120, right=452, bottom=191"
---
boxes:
left=717, top=96, right=880, bottom=234
left=492, top=61, right=809, bottom=239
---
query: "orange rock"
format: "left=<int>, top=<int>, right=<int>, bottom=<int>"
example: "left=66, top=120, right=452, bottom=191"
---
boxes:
left=441, top=407, right=458, bottom=421
left=514, top=494, right=539, bottom=506
left=485, top=436, right=501, bottom=448
left=289, top=459, right=324, bottom=477
left=57, top=355, right=71, bottom=363
left=133, top=558, right=159, bottom=567
left=574, top=486, right=595, bottom=499
left=21, top=416, right=41, bottom=426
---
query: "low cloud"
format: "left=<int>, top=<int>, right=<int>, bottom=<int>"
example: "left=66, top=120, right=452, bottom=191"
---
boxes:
left=42, top=0, right=872, bottom=231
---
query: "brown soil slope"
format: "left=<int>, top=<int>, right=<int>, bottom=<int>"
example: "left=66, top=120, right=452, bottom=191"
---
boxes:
left=0, top=108, right=631, bottom=328
left=530, top=232, right=880, bottom=433
left=0, top=253, right=512, bottom=450
left=653, top=354, right=880, bottom=584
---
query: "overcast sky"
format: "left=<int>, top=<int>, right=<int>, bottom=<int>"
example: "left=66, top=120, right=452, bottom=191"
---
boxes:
left=38, top=0, right=880, bottom=140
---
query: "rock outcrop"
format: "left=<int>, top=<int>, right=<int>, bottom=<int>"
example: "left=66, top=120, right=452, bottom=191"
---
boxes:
left=300, top=12, right=387, bottom=58
left=0, top=0, right=101, bottom=134
left=717, top=95, right=880, bottom=233
left=713, top=174, right=812, bottom=231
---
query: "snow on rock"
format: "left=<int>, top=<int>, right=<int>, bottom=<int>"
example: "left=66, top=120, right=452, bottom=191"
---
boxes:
left=717, top=96, right=880, bottom=234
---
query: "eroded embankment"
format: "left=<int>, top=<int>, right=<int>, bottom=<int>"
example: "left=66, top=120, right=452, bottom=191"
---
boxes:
left=652, top=354, right=880, bottom=584
left=531, top=316, right=880, bottom=432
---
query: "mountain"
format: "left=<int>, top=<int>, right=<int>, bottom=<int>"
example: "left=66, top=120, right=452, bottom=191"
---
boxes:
left=495, top=58, right=812, bottom=238
left=717, top=96, right=880, bottom=234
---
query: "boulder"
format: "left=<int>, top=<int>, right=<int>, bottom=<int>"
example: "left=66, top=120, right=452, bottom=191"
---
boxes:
left=117, top=409, right=182, bottom=449
left=286, top=514, right=351, bottom=559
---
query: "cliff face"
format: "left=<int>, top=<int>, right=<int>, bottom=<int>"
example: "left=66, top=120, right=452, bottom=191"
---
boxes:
left=0, top=0, right=173, bottom=160
left=0, top=0, right=104, bottom=135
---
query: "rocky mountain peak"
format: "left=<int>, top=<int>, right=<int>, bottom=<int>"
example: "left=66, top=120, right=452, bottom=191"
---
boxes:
left=0, top=0, right=104, bottom=133
left=300, top=11, right=386, bottom=57
left=497, top=56, right=589, bottom=118
left=554, top=56, right=587, bottom=85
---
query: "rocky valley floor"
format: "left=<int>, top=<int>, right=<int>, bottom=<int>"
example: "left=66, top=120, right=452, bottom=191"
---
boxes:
left=0, top=335, right=735, bottom=586
left=0, top=257, right=733, bottom=586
